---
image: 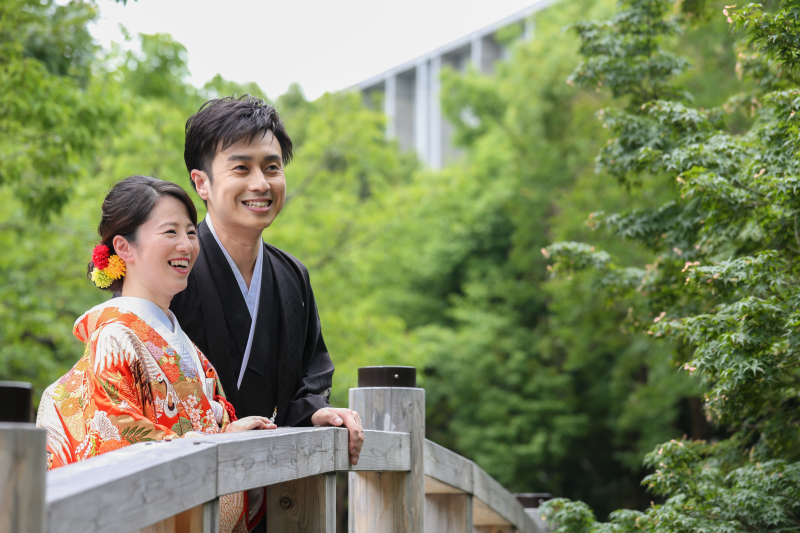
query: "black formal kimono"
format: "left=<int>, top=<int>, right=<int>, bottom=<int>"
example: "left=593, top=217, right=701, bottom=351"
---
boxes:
left=170, top=220, right=334, bottom=427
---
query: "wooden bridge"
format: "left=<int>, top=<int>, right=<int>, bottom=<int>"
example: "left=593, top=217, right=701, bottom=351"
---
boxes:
left=0, top=367, right=548, bottom=533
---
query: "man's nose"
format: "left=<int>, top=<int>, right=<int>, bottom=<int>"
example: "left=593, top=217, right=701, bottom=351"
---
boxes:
left=249, top=169, right=270, bottom=191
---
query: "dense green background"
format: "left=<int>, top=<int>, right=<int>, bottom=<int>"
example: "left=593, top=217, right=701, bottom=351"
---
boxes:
left=0, top=0, right=754, bottom=518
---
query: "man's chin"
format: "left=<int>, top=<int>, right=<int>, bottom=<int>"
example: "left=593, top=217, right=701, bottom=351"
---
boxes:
left=244, top=209, right=279, bottom=228
left=240, top=215, right=275, bottom=233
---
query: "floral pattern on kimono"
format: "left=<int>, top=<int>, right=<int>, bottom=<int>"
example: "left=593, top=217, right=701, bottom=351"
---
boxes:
left=36, top=305, right=261, bottom=533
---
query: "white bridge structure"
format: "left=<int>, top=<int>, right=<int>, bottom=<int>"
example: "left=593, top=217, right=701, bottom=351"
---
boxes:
left=356, top=0, right=555, bottom=169
left=1, top=367, right=549, bottom=533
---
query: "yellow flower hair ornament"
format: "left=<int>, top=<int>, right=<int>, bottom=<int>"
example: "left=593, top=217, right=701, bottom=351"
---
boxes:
left=90, top=244, right=126, bottom=289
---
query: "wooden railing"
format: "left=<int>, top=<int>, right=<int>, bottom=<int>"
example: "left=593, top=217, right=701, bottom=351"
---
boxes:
left=0, top=368, right=547, bottom=533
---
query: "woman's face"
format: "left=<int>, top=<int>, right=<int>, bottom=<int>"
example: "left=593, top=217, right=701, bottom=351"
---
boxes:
left=119, top=196, right=199, bottom=304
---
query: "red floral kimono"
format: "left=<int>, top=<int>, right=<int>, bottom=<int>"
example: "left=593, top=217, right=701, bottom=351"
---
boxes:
left=36, top=299, right=264, bottom=533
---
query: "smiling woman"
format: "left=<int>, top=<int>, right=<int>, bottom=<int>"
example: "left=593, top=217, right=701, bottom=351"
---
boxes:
left=86, top=175, right=199, bottom=294
left=36, top=175, right=276, bottom=533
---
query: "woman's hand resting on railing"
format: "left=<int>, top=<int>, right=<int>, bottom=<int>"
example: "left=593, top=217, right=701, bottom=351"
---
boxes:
left=223, top=415, right=277, bottom=433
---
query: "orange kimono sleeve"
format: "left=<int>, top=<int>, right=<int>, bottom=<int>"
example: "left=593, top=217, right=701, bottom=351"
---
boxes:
left=38, top=323, right=191, bottom=468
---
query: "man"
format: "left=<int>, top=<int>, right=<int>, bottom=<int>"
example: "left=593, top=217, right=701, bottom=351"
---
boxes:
left=170, top=96, right=364, bottom=468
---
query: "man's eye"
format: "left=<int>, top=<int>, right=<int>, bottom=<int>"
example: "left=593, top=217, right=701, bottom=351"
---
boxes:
left=235, top=165, right=248, bottom=171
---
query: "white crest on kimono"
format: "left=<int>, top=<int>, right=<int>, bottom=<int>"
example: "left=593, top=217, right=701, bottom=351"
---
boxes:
left=37, top=384, right=71, bottom=467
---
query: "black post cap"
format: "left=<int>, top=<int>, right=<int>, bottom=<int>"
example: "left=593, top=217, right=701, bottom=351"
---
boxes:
left=514, top=493, right=553, bottom=509
left=358, top=366, right=416, bottom=388
left=0, top=381, right=34, bottom=423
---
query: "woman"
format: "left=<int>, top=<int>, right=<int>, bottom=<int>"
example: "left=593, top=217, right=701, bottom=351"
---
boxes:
left=36, top=175, right=272, bottom=533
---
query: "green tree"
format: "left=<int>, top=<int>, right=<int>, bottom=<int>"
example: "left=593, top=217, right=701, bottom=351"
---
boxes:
left=0, top=0, right=122, bottom=221
left=541, top=0, right=800, bottom=529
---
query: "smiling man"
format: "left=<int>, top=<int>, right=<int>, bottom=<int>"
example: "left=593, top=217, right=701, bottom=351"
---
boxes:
left=170, top=96, right=364, bottom=477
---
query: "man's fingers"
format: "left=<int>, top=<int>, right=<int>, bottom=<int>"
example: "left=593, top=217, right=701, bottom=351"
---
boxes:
left=329, top=411, right=344, bottom=426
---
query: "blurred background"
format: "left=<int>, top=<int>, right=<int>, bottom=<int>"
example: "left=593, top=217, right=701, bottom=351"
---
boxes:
left=1, top=0, right=742, bottom=520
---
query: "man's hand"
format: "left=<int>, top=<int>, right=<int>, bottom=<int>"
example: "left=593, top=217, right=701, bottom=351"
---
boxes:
left=224, top=415, right=277, bottom=433
left=312, top=407, right=364, bottom=465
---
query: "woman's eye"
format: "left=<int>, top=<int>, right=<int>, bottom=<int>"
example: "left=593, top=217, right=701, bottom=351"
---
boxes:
left=165, top=229, right=177, bottom=234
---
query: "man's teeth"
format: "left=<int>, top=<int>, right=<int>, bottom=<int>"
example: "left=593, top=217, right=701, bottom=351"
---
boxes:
left=244, top=200, right=270, bottom=208
left=169, top=260, right=189, bottom=268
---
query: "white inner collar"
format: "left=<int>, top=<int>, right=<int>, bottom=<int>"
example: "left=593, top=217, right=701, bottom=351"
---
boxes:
left=205, top=213, right=263, bottom=318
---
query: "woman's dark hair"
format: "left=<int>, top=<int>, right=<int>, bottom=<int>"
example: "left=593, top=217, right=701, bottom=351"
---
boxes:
left=87, top=175, right=198, bottom=292
left=184, top=95, right=293, bottom=191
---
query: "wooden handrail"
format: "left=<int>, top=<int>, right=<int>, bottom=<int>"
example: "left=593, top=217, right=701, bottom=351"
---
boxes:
left=1, top=369, right=547, bottom=533
left=424, top=439, right=541, bottom=533
left=44, top=427, right=409, bottom=533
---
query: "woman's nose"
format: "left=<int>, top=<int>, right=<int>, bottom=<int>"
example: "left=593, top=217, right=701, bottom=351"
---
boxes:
left=175, top=234, right=192, bottom=253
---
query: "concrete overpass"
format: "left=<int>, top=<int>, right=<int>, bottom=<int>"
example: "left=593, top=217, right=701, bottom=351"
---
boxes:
left=357, top=0, right=555, bottom=169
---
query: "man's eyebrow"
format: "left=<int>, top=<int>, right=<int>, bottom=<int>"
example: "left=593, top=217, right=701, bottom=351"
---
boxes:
left=227, top=154, right=252, bottom=162
left=262, top=154, right=282, bottom=164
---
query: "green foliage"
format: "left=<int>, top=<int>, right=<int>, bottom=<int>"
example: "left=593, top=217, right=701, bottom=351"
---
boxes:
left=393, top=0, right=749, bottom=513
left=0, top=0, right=122, bottom=221
left=541, top=0, right=800, bottom=529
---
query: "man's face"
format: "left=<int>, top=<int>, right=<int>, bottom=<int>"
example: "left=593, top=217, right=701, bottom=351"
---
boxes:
left=192, top=130, right=286, bottom=237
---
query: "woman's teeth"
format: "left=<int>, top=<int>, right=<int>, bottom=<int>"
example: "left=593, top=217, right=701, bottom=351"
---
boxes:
left=244, top=200, right=269, bottom=208
left=169, top=259, right=189, bottom=268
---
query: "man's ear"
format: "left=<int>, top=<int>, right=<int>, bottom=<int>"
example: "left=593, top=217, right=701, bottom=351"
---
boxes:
left=113, top=235, right=135, bottom=264
left=191, top=170, right=211, bottom=202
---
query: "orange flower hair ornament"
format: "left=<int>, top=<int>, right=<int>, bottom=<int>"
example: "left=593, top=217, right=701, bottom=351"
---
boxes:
left=90, top=244, right=126, bottom=289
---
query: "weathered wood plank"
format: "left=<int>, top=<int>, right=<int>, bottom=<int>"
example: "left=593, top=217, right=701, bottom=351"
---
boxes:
left=472, top=464, right=532, bottom=532
left=425, top=475, right=466, bottom=494
left=202, top=499, right=220, bottom=533
left=426, top=493, right=473, bottom=533
left=134, top=516, right=175, bottom=533
left=350, top=387, right=426, bottom=533
left=0, top=423, right=46, bottom=533
left=266, top=473, right=335, bottom=532
left=473, top=526, right=513, bottom=533
left=424, top=438, right=540, bottom=533
left=424, top=440, right=473, bottom=494
left=472, top=497, right=511, bottom=527
left=349, top=471, right=396, bottom=532
left=333, top=427, right=410, bottom=472
left=215, top=427, right=335, bottom=495
left=46, top=439, right=217, bottom=533
left=148, top=497, right=216, bottom=533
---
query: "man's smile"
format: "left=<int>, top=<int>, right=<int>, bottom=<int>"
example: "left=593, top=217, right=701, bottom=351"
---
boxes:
left=242, top=198, right=273, bottom=212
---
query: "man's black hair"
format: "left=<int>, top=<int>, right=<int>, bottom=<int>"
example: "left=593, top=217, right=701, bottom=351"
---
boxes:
left=184, top=95, right=293, bottom=190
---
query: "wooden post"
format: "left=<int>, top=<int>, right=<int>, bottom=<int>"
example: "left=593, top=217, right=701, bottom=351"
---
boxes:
left=426, top=493, right=473, bottom=533
left=266, top=473, right=336, bottom=532
left=202, top=499, right=220, bottom=533
left=0, top=422, right=47, bottom=533
left=349, top=366, right=424, bottom=533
